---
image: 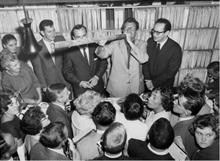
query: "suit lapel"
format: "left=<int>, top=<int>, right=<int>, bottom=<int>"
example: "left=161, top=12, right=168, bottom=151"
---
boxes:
left=40, top=40, right=56, bottom=66
left=77, top=47, right=91, bottom=68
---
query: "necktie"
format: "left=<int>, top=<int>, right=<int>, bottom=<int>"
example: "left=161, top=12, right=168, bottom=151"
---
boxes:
left=125, top=40, right=131, bottom=69
left=82, top=47, right=89, bottom=65
left=50, top=41, right=55, bottom=64
left=50, top=41, right=55, bottom=53
left=153, top=43, right=160, bottom=70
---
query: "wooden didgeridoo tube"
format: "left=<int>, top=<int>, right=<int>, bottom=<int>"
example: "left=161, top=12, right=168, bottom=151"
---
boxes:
left=55, top=34, right=126, bottom=49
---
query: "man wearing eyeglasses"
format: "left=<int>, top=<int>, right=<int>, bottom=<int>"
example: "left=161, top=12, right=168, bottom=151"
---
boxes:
left=143, top=18, right=182, bottom=90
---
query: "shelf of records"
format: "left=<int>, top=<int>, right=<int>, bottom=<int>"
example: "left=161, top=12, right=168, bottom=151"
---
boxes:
left=0, top=4, right=218, bottom=32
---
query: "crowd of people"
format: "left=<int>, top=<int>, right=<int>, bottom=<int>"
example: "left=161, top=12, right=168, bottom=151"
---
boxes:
left=0, top=17, right=219, bottom=160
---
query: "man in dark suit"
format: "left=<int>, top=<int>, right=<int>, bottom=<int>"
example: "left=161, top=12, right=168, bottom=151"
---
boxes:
left=63, top=24, right=107, bottom=97
left=143, top=18, right=182, bottom=90
left=31, top=19, right=68, bottom=89
left=46, top=83, right=73, bottom=138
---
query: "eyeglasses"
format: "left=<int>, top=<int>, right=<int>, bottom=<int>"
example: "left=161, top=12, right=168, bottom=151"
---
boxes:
left=151, top=29, right=165, bottom=35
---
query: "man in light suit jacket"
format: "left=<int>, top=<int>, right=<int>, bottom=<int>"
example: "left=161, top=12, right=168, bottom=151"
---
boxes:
left=31, top=19, right=69, bottom=89
left=143, top=18, right=182, bottom=90
left=63, top=24, right=107, bottom=97
left=96, top=18, right=148, bottom=97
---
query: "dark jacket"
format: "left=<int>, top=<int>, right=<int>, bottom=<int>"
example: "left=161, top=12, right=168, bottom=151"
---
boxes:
left=63, top=43, right=107, bottom=97
left=143, top=37, right=182, bottom=88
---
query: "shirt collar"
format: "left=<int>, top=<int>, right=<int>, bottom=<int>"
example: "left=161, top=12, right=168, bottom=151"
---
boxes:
left=179, top=116, right=194, bottom=122
left=158, top=37, right=168, bottom=49
left=104, top=152, right=122, bottom=158
left=48, top=147, right=65, bottom=156
left=96, top=129, right=105, bottom=135
left=147, top=143, right=169, bottom=155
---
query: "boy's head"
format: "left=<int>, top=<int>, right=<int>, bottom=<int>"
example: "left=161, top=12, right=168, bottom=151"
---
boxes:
left=173, top=94, right=205, bottom=117
left=101, top=122, right=127, bottom=154
left=148, top=118, right=174, bottom=150
left=92, top=101, right=116, bottom=127
left=46, top=83, right=70, bottom=103
left=122, top=93, right=144, bottom=120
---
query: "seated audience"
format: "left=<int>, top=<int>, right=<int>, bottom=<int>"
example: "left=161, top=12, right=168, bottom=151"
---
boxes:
left=145, top=87, right=173, bottom=133
left=0, top=92, right=25, bottom=160
left=76, top=101, right=116, bottom=160
left=72, top=90, right=102, bottom=136
left=94, top=122, right=131, bottom=160
left=30, top=122, right=80, bottom=160
left=1, top=51, right=42, bottom=104
left=128, top=118, right=174, bottom=160
left=116, top=93, right=148, bottom=141
left=46, top=83, right=73, bottom=138
left=20, top=106, right=50, bottom=155
left=190, top=114, right=219, bottom=160
left=173, top=92, right=205, bottom=158
left=206, top=61, right=219, bottom=99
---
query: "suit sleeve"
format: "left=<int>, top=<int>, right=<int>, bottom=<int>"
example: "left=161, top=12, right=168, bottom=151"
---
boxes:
left=152, top=45, right=182, bottom=87
left=143, top=39, right=152, bottom=80
left=31, top=55, right=47, bottom=88
left=62, top=50, right=81, bottom=85
left=24, top=63, right=41, bottom=89
left=95, top=57, right=107, bottom=78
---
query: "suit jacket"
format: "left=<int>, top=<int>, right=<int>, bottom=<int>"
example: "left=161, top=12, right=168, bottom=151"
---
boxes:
left=128, top=139, right=174, bottom=160
left=174, top=118, right=198, bottom=158
left=76, top=130, right=102, bottom=160
left=46, top=103, right=73, bottom=138
left=31, top=35, right=68, bottom=88
left=143, top=37, right=182, bottom=88
left=97, top=39, right=147, bottom=97
left=191, top=138, right=219, bottom=160
left=30, top=142, right=68, bottom=160
left=63, top=43, right=107, bottom=97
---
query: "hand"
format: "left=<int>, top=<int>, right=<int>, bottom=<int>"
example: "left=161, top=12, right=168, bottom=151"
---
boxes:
left=124, top=32, right=132, bottom=43
left=79, top=81, right=92, bottom=89
left=88, top=76, right=99, bottom=87
left=98, top=39, right=108, bottom=46
left=145, top=80, right=154, bottom=90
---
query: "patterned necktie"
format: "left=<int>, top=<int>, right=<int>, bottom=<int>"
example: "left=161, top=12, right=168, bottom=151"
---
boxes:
left=50, top=41, right=55, bottom=53
left=50, top=41, right=55, bottom=64
left=82, top=47, right=89, bottom=65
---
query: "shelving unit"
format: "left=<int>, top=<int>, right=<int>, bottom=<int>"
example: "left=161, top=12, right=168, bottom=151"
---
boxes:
left=0, top=3, right=219, bottom=86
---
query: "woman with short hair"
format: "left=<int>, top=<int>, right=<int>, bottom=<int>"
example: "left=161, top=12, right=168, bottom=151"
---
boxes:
left=1, top=51, right=42, bottom=104
left=190, top=114, right=219, bottom=160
